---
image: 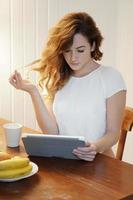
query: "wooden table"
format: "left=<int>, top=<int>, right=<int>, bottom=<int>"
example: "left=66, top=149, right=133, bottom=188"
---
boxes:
left=0, top=119, right=133, bottom=200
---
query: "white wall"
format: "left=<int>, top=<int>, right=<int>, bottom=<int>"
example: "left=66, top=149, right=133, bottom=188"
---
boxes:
left=115, top=0, right=133, bottom=164
left=0, top=0, right=133, bottom=163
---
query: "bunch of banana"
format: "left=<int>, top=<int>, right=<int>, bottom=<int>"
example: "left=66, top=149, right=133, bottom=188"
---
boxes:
left=0, top=156, right=32, bottom=179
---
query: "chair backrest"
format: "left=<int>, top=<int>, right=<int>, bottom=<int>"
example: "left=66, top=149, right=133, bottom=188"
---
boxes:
left=116, top=107, right=133, bottom=160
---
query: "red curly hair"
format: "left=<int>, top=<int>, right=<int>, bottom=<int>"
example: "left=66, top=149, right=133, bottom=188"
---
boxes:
left=34, top=12, right=103, bottom=99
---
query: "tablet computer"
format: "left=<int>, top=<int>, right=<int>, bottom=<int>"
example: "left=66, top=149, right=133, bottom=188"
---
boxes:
left=22, top=133, right=85, bottom=160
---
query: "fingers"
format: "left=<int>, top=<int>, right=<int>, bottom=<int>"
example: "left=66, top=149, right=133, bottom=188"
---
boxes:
left=9, top=73, right=17, bottom=88
left=73, top=152, right=96, bottom=161
left=14, top=71, right=21, bottom=89
left=9, top=71, right=22, bottom=89
left=73, top=149, right=96, bottom=155
left=73, top=149, right=96, bottom=161
left=77, top=154, right=96, bottom=161
left=76, top=143, right=96, bottom=152
left=82, top=156, right=96, bottom=161
left=73, top=143, right=97, bottom=161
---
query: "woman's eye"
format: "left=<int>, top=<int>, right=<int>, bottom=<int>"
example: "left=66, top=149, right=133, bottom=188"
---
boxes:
left=63, top=49, right=84, bottom=53
left=78, top=50, right=84, bottom=53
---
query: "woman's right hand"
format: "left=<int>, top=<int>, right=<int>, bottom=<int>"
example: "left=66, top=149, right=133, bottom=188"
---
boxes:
left=9, top=70, right=37, bottom=94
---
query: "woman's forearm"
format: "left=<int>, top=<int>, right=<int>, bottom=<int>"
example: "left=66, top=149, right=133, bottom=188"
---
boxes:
left=9, top=71, right=58, bottom=134
left=93, top=131, right=119, bottom=153
left=29, top=88, right=59, bottom=134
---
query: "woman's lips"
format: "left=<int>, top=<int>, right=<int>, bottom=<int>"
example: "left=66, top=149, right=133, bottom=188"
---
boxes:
left=70, top=63, right=79, bottom=65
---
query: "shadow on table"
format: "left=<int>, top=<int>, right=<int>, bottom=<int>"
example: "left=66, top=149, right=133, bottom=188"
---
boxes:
left=120, top=194, right=133, bottom=200
left=0, top=173, right=40, bottom=199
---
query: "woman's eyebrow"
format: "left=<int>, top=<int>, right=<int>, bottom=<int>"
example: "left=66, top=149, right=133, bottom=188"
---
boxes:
left=76, top=46, right=85, bottom=49
left=64, top=46, right=85, bottom=51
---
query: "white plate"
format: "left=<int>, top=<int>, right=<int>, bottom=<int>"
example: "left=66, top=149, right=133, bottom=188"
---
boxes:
left=0, top=161, right=38, bottom=182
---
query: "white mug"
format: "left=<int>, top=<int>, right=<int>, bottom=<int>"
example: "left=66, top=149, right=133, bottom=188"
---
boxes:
left=3, top=123, right=22, bottom=147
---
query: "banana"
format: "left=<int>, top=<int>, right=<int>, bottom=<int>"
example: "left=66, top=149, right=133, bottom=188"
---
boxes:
left=0, top=156, right=29, bottom=170
left=0, top=152, right=12, bottom=161
left=0, top=164, right=32, bottom=179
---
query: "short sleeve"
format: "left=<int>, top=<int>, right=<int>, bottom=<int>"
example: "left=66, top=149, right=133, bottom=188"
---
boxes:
left=101, top=67, right=127, bottom=98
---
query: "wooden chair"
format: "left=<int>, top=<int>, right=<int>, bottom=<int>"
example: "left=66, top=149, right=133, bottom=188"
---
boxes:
left=116, top=107, right=133, bottom=160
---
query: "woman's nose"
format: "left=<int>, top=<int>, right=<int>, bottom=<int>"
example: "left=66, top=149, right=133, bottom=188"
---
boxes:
left=71, top=52, right=77, bottom=62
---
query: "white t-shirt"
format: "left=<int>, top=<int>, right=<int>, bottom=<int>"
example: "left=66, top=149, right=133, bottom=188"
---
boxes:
left=53, top=66, right=126, bottom=142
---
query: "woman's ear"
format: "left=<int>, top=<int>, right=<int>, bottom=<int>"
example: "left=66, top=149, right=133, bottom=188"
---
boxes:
left=91, top=42, right=95, bottom=52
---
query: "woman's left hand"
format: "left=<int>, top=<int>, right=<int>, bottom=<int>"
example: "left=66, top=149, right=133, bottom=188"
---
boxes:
left=72, top=142, right=97, bottom=161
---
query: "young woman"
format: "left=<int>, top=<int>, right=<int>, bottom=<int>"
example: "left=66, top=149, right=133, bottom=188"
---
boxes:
left=9, top=12, right=126, bottom=161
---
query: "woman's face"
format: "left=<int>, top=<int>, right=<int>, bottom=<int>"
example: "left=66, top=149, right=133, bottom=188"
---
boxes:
left=63, top=33, right=94, bottom=76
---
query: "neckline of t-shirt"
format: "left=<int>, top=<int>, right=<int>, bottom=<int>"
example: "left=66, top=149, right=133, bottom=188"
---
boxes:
left=71, top=65, right=103, bottom=80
